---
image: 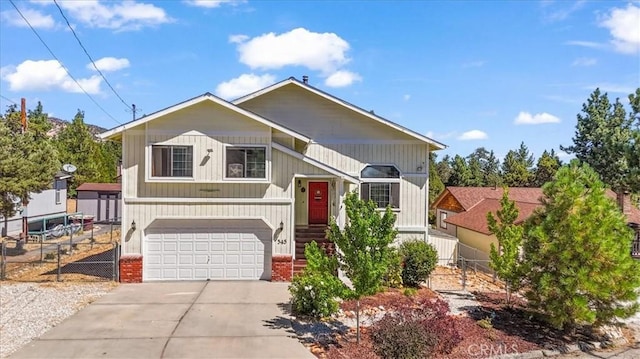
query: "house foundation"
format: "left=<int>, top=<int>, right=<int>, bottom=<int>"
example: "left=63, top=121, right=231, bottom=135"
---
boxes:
left=119, top=254, right=143, bottom=283
left=271, top=255, right=293, bottom=281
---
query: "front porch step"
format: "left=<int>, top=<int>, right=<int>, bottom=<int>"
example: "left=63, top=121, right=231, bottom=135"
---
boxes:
left=293, top=259, right=307, bottom=276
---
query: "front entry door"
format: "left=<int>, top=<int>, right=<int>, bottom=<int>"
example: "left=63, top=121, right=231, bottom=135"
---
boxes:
left=308, top=182, right=329, bottom=224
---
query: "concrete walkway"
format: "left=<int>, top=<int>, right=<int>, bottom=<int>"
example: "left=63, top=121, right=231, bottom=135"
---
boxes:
left=10, top=281, right=314, bottom=359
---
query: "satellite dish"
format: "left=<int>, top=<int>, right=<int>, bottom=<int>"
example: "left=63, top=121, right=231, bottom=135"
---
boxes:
left=8, top=194, right=21, bottom=204
left=62, top=164, right=77, bottom=173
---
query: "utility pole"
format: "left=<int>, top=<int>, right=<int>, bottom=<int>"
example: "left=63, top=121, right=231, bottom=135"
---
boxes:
left=18, top=98, right=28, bottom=249
left=132, top=104, right=136, bottom=121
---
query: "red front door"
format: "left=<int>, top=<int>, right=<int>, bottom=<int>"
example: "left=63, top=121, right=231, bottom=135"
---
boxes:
left=308, top=182, right=329, bottom=224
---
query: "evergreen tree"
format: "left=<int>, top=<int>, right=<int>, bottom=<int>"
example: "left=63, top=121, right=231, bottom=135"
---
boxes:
left=428, top=152, right=444, bottom=205
left=467, top=155, right=485, bottom=186
left=502, top=143, right=534, bottom=187
left=55, top=110, right=104, bottom=197
left=0, top=104, right=59, bottom=239
left=487, top=188, right=523, bottom=305
left=532, top=149, right=561, bottom=187
left=435, top=154, right=453, bottom=185
left=484, top=150, right=502, bottom=187
left=561, top=88, right=638, bottom=193
left=448, top=155, right=471, bottom=186
left=522, top=161, right=640, bottom=330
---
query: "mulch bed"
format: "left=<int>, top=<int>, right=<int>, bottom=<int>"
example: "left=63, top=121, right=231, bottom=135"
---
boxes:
left=309, top=288, right=606, bottom=359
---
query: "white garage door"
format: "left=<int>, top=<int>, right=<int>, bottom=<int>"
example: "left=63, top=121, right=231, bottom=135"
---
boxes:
left=144, top=219, right=272, bottom=281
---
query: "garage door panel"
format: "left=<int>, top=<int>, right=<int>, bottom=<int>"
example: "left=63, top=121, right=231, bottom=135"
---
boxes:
left=144, top=220, right=272, bottom=281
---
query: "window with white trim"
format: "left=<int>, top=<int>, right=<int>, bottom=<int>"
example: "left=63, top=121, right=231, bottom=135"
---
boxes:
left=360, top=165, right=400, bottom=209
left=440, top=211, right=447, bottom=229
left=225, top=146, right=266, bottom=179
left=151, top=145, right=193, bottom=177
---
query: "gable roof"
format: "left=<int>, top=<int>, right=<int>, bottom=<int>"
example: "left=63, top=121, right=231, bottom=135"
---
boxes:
left=437, top=186, right=640, bottom=234
left=432, top=187, right=543, bottom=211
left=232, top=77, right=446, bottom=150
left=99, top=92, right=309, bottom=142
left=272, top=143, right=360, bottom=184
left=445, top=198, right=540, bottom=235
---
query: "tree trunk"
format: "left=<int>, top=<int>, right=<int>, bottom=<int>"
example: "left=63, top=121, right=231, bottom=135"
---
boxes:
left=356, top=300, right=361, bottom=344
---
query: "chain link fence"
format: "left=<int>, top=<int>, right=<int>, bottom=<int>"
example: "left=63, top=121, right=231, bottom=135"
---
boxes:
left=0, top=218, right=121, bottom=282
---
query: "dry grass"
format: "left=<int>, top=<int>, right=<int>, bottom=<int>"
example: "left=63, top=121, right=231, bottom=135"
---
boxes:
left=428, top=265, right=504, bottom=293
left=3, top=230, right=120, bottom=282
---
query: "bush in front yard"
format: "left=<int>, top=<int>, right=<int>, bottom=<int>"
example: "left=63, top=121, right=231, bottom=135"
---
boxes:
left=371, top=313, right=435, bottom=359
left=289, top=242, right=345, bottom=318
left=382, top=247, right=403, bottom=288
left=399, top=240, right=438, bottom=287
left=371, top=297, right=461, bottom=358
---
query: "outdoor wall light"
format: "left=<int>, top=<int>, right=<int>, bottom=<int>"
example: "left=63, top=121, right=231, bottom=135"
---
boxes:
left=131, top=220, right=137, bottom=231
left=297, top=179, right=301, bottom=188
left=279, top=221, right=284, bottom=230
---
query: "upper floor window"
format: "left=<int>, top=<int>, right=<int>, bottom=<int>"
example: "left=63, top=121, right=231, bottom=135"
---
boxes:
left=360, top=165, right=400, bottom=209
left=226, top=146, right=266, bottom=179
left=151, top=145, right=193, bottom=177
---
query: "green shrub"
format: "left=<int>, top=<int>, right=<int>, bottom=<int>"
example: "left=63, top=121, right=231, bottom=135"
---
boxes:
left=289, top=242, right=345, bottom=318
left=371, top=313, right=436, bottom=359
left=382, top=248, right=403, bottom=288
left=400, top=240, right=438, bottom=287
left=403, top=287, right=418, bottom=297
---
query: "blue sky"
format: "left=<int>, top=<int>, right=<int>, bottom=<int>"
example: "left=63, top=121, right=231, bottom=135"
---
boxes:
left=1, top=0, right=638, bottom=161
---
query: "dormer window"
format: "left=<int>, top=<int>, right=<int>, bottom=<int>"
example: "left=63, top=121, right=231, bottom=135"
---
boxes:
left=360, top=165, right=401, bottom=209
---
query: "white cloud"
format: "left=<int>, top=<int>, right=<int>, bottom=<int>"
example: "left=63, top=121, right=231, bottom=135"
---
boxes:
left=457, top=130, right=488, bottom=141
left=542, top=0, right=586, bottom=22
left=89, top=57, right=130, bottom=72
left=229, top=34, right=249, bottom=44
left=599, top=4, right=640, bottom=54
left=234, top=28, right=351, bottom=73
left=324, top=70, right=361, bottom=88
left=565, top=40, right=605, bottom=49
left=215, top=73, right=275, bottom=99
left=184, top=0, right=246, bottom=8
left=54, top=1, right=172, bottom=31
left=571, top=57, right=597, bottom=66
left=514, top=111, right=561, bottom=125
left=1, top=8, right=55, bottom=29
left=403, top=94, right=411, bottom=102
left=1, top=59, right=102, bottom=94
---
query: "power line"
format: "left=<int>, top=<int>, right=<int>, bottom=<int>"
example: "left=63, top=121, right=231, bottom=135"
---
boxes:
left=8, top=0, right=122, bottom=125
left=53, top=0, right=132, bottom=113
left=0, top=94, right=18, bottom=105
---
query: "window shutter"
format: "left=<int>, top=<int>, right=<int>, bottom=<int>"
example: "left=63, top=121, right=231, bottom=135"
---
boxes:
left=391, top=183, right=400, bottom=208
left=361, top=183, right=370, bottom=201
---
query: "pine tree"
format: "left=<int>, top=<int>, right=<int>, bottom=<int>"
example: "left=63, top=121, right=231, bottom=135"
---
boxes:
left=54, top=110, right=107, bottom=196
left=0, top=104, right=59, bottom=239
left=502, top=143, right=534, bottom=187
left=532, top=149, right=561, bottom=187
left=522, top=161, right=640, bottom=330
left=561, top=88, right=638, bottom=193
left=429, top=152, right=444, bottom=205
left=448, top=155, right=471, bottom=186
left=487, top=188, right=524, bottom=305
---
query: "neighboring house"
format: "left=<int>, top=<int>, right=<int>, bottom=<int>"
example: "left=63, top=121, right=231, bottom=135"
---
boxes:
left=100, top=77, right=446, bottom=282
left=76, top=183, right=122, bottom=223
left=431, top=187, right=640, bottom=263
left=1, top=171, right=70, bottom=236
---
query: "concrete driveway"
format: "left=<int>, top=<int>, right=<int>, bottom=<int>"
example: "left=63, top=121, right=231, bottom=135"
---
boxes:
left=10, top=281, right=315, bottom=359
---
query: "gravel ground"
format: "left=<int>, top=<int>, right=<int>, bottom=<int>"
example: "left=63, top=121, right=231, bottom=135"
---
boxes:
left=0, top=282, right=116, bottom=358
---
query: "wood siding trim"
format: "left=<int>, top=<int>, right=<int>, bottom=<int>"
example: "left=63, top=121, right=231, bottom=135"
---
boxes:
left=124, top=197, right=293, bottom=204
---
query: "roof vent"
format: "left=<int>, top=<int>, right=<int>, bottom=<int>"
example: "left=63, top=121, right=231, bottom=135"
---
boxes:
left=302, top=75, right=309, bottom=84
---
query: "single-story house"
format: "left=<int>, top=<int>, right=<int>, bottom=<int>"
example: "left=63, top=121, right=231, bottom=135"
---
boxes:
left=100, top=76, right=446, bottom=282
left=431, top=186, right=640, bottom=262
left=76, top=183, right=122, bottom=223
left=1, top=171, right=70, bottom=236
